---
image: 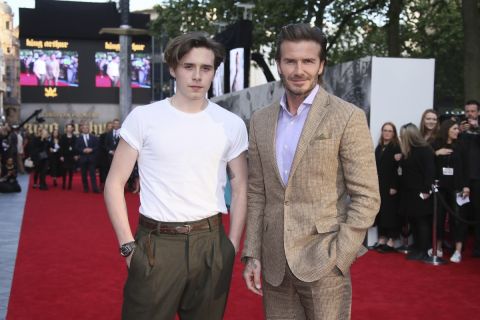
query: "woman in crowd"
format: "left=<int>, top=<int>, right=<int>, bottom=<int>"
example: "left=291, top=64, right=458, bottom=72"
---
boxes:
left=431, top=119, right=470, bottom=263
left=32, top=128, right=50, bottom=190
left=30, top=127, right=42, bottom=188
left=59, top=123, right=77, bottom=190
left=374, top=122, right=402, bottom=252
left=420, top=109, right=439, bottom=144
left=48, top=128, right=61, bottom=187
left=398, top=123, right=435, bottom=260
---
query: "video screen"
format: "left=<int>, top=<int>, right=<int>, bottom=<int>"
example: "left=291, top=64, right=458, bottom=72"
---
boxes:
left=95, top=51, right=151, bottom=88
left=20, top=49, right=79, bottom=87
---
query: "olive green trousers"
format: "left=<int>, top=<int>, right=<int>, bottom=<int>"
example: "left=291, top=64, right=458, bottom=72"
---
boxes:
left=122, top=217, right=235, bottom=320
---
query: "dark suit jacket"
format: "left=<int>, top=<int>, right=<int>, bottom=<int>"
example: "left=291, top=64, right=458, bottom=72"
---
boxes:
left=97, top=132, right=110, bottom=166
left=105, top=130, right=120, bottom=156
left=75, top=133, right=98, bottom=164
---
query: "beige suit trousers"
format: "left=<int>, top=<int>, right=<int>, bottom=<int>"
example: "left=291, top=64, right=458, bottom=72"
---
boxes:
left=263, top=263, right=352, bottom=320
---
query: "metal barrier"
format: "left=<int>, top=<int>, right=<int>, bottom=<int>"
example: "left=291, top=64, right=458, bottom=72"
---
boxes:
left=424, top=181, right=447, bottom=265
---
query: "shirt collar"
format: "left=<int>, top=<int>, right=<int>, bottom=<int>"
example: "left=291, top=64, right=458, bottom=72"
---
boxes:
left=280, top=85, right=320, bottom=116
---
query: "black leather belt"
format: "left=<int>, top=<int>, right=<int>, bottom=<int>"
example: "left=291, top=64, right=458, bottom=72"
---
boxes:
left=139, top=214, right=221, bottom=235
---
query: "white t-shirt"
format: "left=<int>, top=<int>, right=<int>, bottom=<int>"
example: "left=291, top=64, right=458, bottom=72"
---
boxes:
left=121, top=98, right=248, bottom=222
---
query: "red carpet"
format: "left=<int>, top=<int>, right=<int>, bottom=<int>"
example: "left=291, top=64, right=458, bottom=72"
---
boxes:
left=19, top=73, right=72, bottom=87
left=19, top=73, right=38, bottom=86
left=6, top=174, right=480, bottom=319
left=95, top=75, right=142, bottom=88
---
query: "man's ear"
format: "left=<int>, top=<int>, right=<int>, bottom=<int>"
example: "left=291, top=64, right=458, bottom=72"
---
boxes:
left=169, top=67, right=176, bottom=79
left=276, top=61, right=282, bottom=77
left=318, top=60, right=325, bottom=76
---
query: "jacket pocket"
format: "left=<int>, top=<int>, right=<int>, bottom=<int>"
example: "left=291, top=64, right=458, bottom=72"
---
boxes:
left=315, top=219, right=340, bottom=234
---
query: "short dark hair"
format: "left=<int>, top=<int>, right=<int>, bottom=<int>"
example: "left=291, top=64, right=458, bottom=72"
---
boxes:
left=465, top=99, right=480, bottom=111
left=275, top=23, right=328, bottom=63
left=164, top=32, right=225, bottom=70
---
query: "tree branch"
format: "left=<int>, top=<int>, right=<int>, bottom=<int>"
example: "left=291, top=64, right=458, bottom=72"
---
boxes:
left=327, top=0, right=387, bottom=51
left=314, top=0, right=335, bottom=28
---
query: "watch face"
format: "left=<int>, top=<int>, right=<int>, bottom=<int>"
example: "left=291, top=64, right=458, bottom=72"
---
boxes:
left=120, top=246, right=131, bottom=257
left=120, top=242, right=135, bottom=257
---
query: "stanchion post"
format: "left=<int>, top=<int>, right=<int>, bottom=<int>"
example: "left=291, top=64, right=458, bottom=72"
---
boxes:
left=397, top=220, right=411, bottom=254
left=397, top=210, right=411, bottom=254
left=424, top=180, right=447, bottom=265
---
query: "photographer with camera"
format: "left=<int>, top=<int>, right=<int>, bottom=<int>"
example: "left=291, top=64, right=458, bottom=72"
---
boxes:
left=459, top=100, right=480, bottom=257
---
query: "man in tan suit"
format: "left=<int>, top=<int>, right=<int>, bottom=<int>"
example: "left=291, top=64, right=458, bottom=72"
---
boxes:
left=242, top=23, right=380, bottom=319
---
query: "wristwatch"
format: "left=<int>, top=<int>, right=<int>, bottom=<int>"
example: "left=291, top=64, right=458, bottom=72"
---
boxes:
left=119, top=241, right=136, bottom=257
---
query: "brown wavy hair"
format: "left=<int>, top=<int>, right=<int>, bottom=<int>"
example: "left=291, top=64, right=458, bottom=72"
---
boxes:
left=377, top=122, right=400, bottom=147
left=419, top=109, right=439, bottom=143
left=435, top=119, right=459, bottom=146
left=164, top=32, right=224, bottom=70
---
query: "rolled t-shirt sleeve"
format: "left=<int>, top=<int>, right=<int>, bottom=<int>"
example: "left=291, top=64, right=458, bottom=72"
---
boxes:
left=226, top=118, right=248, bottom=161
left=120, top=107, right=143, bottom=151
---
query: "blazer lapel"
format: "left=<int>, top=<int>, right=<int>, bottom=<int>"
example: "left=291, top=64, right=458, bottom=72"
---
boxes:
left=265, top=103, right=285, bottom=188
left=287, top=88, right=330, bottom=185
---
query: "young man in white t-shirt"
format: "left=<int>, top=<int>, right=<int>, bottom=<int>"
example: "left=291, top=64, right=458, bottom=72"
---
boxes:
left=104, top=32, right=248, bottom=320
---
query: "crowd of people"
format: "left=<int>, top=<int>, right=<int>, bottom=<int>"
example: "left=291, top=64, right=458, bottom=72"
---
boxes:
left=373, top=100, right=480, bottom=264
left=0, top=119, right=139, bottom=194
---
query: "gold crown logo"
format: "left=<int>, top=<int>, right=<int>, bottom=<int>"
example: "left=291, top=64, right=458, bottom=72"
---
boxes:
left=44, top=87, right=58, bottom=98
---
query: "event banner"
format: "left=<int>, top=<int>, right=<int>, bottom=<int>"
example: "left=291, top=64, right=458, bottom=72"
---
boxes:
left=19, top=38, right=151, bottom=103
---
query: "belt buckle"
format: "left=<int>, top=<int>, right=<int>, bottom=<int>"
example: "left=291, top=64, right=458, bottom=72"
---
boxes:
left=175, top=224, right=192, bottom=234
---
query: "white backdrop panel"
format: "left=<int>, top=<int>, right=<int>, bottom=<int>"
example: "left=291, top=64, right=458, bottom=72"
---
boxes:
left=370, top=57, right=435, bottom=145
left=368, top=57, right=435, bottom=246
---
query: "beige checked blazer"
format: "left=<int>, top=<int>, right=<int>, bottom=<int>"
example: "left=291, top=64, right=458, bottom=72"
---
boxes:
left=242, top=86, right=380, bottom=286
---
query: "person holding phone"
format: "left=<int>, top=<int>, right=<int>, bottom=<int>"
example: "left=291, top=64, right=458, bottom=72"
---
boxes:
left=459, top=100, right=480, bottom=257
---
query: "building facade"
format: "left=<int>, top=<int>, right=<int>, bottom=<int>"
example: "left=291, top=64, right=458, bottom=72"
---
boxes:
left=0, top=1, right=21, bottom=124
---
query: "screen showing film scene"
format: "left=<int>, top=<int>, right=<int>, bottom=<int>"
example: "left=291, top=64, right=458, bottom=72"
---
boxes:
left=95, top=52, right=151, bottom=88
left=20, top=49, right=79, bottom=87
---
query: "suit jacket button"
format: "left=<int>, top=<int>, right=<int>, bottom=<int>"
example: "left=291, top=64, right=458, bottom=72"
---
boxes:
left=284, top=201, right=289, bottom=206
